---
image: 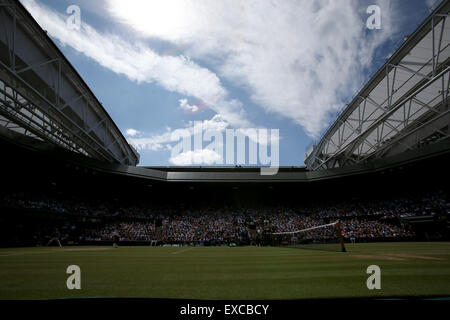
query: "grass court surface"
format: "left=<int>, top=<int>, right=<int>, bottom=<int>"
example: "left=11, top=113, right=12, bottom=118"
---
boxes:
left=1, top=242, right=449, bottom=300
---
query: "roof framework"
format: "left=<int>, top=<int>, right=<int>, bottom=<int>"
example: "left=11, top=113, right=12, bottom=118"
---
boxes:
left=305, top=1, right=450, bottom=170
left=0, top=0, right=139, bottom=165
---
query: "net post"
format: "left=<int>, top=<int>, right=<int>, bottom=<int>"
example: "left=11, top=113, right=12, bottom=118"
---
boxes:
left=335, top=221, right=346, bottom=252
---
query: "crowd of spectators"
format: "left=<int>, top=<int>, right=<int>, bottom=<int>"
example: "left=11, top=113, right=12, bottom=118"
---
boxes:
left=1, top=189, right=449, bottom=245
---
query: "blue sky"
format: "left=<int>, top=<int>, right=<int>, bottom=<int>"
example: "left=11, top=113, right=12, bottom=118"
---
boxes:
left=22, top=0, right=441, bottom=166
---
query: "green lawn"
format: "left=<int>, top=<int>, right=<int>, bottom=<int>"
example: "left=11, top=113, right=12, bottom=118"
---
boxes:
left=0, top=242, right=449, bottom=300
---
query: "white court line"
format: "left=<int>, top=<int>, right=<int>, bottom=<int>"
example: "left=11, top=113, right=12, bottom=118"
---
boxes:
left=171, top=247, right=195, bottom=255
left=0, top=248, right=104, bottom=257
left=0, top=250, right=57, bottom=257
left=0, top=253, right=25, bottom=257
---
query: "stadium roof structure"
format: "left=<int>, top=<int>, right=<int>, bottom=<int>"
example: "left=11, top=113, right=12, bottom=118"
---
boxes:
left=305, top=0, right=450, bottom=171
left=0, top=0, right=139, bottom=166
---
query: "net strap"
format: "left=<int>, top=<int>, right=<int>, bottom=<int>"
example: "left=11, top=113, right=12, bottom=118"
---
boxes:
left=270, top=222, right=337, bottom=235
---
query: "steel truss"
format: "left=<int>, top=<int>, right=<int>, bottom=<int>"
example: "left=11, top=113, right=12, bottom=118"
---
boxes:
left=0, top=0, right=139, bottom=165
left=305, top=1, right=450, bottom=171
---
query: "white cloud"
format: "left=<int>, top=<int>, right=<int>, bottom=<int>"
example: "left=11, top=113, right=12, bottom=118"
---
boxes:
left=127, top=127, right=188, bottom=151
left=169, top=149, right=222, bottom=165
left=21, top=0, right=400, bottom=140
left=179, top=98, right=199, bottom=113
left=127, top=114, right=229, bottom=151
left=125, top=128, right=140, bottom=137
left=190, top=114, right=229, bottom=132
left=107, top=0, right=398, bottom=137
left=20, top=0, right=250, bottom=129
